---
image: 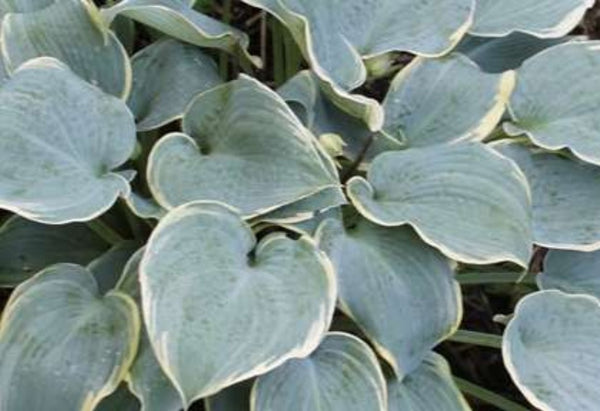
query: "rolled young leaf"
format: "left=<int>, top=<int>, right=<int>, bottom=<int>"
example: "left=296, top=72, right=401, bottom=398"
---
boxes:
left=347, top=142, right=533, bottom=267
left=139, top=201, right=336, bottom=405
left=252, top=332, right=387, bottom=411
left=316, top=216, right=462, bottom=378
left=0, top=57, right=136, bottom=224
left=539, top=249, right=600, bottom=299
left=503, top=290, right=600, bottom=410
left=0, top=263, right=140, bottom=411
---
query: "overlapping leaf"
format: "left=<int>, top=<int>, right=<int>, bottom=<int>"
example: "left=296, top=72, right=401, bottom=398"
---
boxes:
left=139, top=202, right=336, bottom=405
left=316, top=216, right=462, bottom=377
left=347, top=143, right=532, bottom=266
left=0, top=264, right=140, bottom=411
left=0, top=58, right=136, bottom=224
left=503, top=290, right=600, bottom=410
left=539, top=249, right=600, bottom=299
left=252, top=332, right=387, bottom=411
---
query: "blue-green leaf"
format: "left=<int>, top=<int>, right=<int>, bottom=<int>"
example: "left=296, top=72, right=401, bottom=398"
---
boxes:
left=88, top=241, right=141, bottom=295
left=539, top=249, right=600, bottom=299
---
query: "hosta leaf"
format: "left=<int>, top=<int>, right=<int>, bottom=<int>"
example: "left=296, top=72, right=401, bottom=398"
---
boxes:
left=0, top=0, right=53, bottom=16
left=252, top=332, right=387, bottom=411
left=494, top=141, right=600, bottom=251
left=471, top=0, right=593, bottom=38
left=1, top=0, right=131, bottom=98
left=347, top=143, right=532, bottom=267
left=0, top=58, right=136, bottom=224
left=387, top=352, right=470, bottom=411
left=505, top=41, right=600, bottom=166
left=128, top=39, right=222, bottom=131
left=0, top=53, right=7, bottom=85
left=88, top=241, right=141, bottom=294
left=539, top=249, right=600, bottom=299
left=95, top=383, right=140, bottom=411
left=316, top=217, right=462, bottom=377
left=0, top=264, right=140, bottom=411
left=204, top=380, right=253, bottom=411
left=148, top=76, right=343, bottom=217
left=140, top=202, right=336, bottom=405
left=0, top=215, right=108, bottom=287
left=242, top=0, right=473, bottom=90
left=101, top=0, right=259, bottom=68
left=503, top=290, right=600, bottom=410
left=382, top=53, right=514, bottom=147
left=124, top=192, right=167, bottom=221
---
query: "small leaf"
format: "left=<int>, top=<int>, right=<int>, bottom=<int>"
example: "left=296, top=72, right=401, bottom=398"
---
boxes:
left=505, top=41, right=600, bottom=166
left=140, top=202, right=336, bottom=405
left=0, top=58, right=136, bottom=224
left=128, top=39, right=222, bottom=131
left=252, top=332, right=387, bottom=411
left=503, top=290, right=600, bottom=410
left=387, top=352, right=470, bottom=411
left=316, top=216, right=462, bottom=377
left=124, top=192, right=167, bottom=221
left=0, top=264, right=140, bottom=411
left=204, top=380, right=253, bottom=411
left=347, top=143, right=532, bottom=267
left=539, top=249, right=600, bottom=299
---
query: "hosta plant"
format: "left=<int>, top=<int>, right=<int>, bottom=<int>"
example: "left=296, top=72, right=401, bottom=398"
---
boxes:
left=1, top=0, right=600, bottom=410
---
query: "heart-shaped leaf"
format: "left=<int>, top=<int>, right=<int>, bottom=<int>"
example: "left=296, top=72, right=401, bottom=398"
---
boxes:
left=387, top=352, right=470, bottom=411
left=505, top=41, right=600, bottom=166
left=140, top=201, right=336, bottom=405
left=128, top=39, right=222, bottom=131
left=2, top=0, right=131, bottom=97
left=470, top=0, right=593, bottom=38
left=0, top=58, right=136, bottom=224
left=147, top=75, right=343, bottom=217
left=0, top=263, right=140, bottom=411
left=539, top=249, right=600, bottom=299
left=382, top=53, right=514, bottom=147
left=316, top=216, right=462, bottom=377
left=347, top=143, right=532, bottom=267
left=252, top=332, right=387, bottom=411
left=494, top=141, right=600, bottom=251
left=503, top=290, right=600, bottom=410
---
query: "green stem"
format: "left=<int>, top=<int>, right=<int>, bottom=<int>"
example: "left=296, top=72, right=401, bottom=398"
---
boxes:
left=271, top=18, right=285, bottom=86
left=454, top=377, right=530, bottom=411
left=448, top=330, right=502, bottom=349
left=219, top=0, right=232, bottom=79
left=87, top=219, right=124, bottom=246
left=457, top=271, right=535, bottom=286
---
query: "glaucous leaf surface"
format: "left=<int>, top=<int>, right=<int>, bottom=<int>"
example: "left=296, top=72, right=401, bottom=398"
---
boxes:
left=347, top=143, right=532, bottom=267
left=124, top=192, right=167, bottom=221
left=243, top=0, right=473, bottom=90
left=148, top=76, right=343, bottom=217
left=539, top=249, right=600, bottom=299
left=1, top=0, right=131, bottom=98
left=252, top=332, right=387, bottom=411
left=88, top=241, right=141, bottom=294
left=204, top=380, right=253, bottom=411
left=505, top=41, right=600, bottom=166
left=128, top=39, right=222, bottom=131
left=0, top=0, right=53, bottom=16
left=95, top=383, right=141, bottom=411
left=382, top=53, right=514, bottom=147
left=470, top=0, right=593, bottom=38
left=0, top=215, right=108, bottom=287
left=503, top=290, right=600, bottom=410
left=0, top=58, right=136, bottom=224
left=494, top=141, right=600, bottom=251
left=0, top=52, right=7, bottom=85
left=101, top=0, right=258, bottom=68
left=387, top=352, right=470, bottom=411
left=0, top=264, right=140, bottom=411
left=316, top=217, right=462, bottom=377
left=139, top=202, right=336, bottom=405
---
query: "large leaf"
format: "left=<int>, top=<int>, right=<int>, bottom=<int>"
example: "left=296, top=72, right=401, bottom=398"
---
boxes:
left=139, top=202, right=336, bottom=405
left=128, top=39, right=222, bottom=131
left=347, top=143, right=532, bottom=267
left=387, top=352, right=470, bottom=411
left=101, top=0, right=258, bottom=68
left=204, top=380, right=253, bottom=411
left=0, top=0, right=53, bottom=16
left=0, top=263, right=140, bottom=411
left=316, top=216, right=462, bottom=377
left=1, top=0, right=131, bottom=98
left=494, top=141, right=600, bottom=251
left=0, top=58, right=136, bottom=224
left=382, top=53, right=514, bottom=147
left=503, top=290, right=600, bottom=410
left=252, top=332, right=387, bottom=411
left=147, top=76, right=343, bottom=217
left=0, top=215, right=108, bottom=287
left=470, top=0, right=593, bottom=38
left=242, top=0, right=473, bottom=90
left=539, top=249, right=600, bottom=299
left=505, top=41, right=600, bottom=166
